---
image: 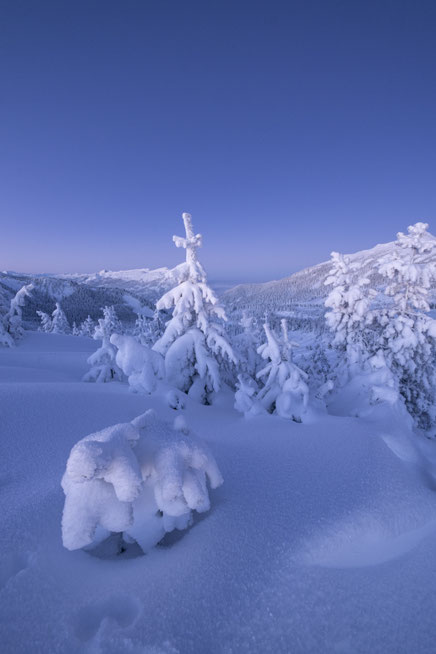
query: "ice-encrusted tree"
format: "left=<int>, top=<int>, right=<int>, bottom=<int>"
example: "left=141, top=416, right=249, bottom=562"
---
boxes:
left=61, top=410, right=223, bottom=553
left=153, top=213, right=237, bottom=403
left=83, top=306, right=123, bottom=383
left=377, top=222, right=436, bottom=429
left=36, top=310, right=52, bottom=333
left=5, top=283, right=34, bottom=341
left=79, top=315, right=95, bottom=338
left=51, top=302, right=70, bottom=334
left=256, top=320, right=309, bottom=421
left=324, top=251, right=374, bottom=380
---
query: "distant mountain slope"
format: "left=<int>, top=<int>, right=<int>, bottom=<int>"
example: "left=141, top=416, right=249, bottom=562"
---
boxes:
left=222, top=231, right=436, bottom=318
left=0, top=264, right=188, bottom=326
left=57, top=263, right=188, bottom=299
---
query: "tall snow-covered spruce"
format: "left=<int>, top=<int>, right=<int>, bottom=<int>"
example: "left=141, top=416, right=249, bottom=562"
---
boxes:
left=153, top=213, right=236, bottom=403
left=377, top=222, right=436, bottom=430
left=324, top=251, right=374, bottom=381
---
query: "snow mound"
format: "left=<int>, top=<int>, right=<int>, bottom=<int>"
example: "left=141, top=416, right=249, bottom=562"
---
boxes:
left=61, top=410, right=223, bottom=553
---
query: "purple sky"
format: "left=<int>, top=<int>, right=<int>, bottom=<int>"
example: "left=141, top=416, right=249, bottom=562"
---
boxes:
left=1, top=1, right=436, bottom=282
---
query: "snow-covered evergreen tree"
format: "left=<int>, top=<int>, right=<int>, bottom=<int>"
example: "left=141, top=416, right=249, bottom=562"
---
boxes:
left=232, top=312, right=261, bottom=379
left=72, top=322, right=80, bottom=336
left=153, top=213, right=236, bottom=403
left=133, top=314, right=151, bottom=345
left=36, top=310, right=52, bottom=333
left=110, top=334, right=164, bottom=394
left=79, top=315, right=95, bottom=338
left=0, top=320, right=14, bottom=347
left=256, top=320, right=309, bottom=421
left=377, top=222, right=436, bottom=429
left=5, top=283, right=34, bottom=341
left=83, top=306, right=123, bottom=383
left=324, top=251, right=374, bottom=381
left=51, top=302, right=70, bottom=334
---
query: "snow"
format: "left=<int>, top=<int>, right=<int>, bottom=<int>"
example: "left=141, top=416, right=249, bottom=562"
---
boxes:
left=2, top=332, right=436, bottom=652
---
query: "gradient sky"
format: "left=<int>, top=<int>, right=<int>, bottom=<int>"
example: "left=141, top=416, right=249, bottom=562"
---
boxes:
left=1, top=0, right=436, bottom=282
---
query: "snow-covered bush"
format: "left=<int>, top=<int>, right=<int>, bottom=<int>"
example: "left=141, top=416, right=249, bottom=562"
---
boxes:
left=256, top=320, right=309, bottom=421
left=61, top=410, right=223, bottom=553
left=5, top=283, right=34, bottom=341
left=83, top=306, right=123, bottom=383
left=377, top=222, right=436, bottom=429
left=324, top=251, right=374, bottom=381
left=51, top=302, right=70, bottom=334
left=153, top=213, right=236, bottom=404
left=110, top=334, right=164, bottom=394
left=234, top=374, right=265, bottom=417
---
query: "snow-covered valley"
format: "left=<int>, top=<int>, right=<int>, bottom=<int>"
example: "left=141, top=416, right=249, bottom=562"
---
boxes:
left=1, top=331, right=436, bottom=653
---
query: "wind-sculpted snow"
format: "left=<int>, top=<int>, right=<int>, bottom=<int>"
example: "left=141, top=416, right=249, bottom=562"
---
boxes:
left=61, top=409, right=223, bottom=552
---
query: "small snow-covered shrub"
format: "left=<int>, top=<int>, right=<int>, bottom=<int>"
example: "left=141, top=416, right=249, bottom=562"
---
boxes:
left=234, top=374, right=265, bottom=417
left=61, top=410, right=223, bottom=553
left=110, top=334, right=164, bottom=394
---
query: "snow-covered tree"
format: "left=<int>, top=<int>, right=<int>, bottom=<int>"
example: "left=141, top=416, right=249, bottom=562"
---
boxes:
left=324, top=251, right=374, bottom=380
left=110, top=334, right=164, bottom=394
left=256, top=320, right=309, bottom=421
left=36, top=310, right=52, bottom=333
left=5, top=283, right=34, bottom=341
left=79, top=315, right=95, bottom=338
left=153, top=213, right=237, bottom=404
left=234, top=374, right=264, bottom=417
left=0, top=321, right=14, bottom=347
left=232, top=312, right=261, bottom=379
left=51, top=302, right=70, bottom=334
left=83, top=306, right=123, bottom=383
left=72, top=322, right=80, bottom=336
left=377, top=222, right=436, bottom=429
left=61, top=410, right=223, bottom=553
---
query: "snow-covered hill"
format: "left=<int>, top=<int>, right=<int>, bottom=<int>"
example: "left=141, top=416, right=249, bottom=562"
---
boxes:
left=223, top=230, right=436, bottom=318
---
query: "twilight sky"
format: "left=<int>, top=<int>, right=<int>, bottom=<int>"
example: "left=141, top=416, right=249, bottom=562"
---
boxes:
left=1, top=0, right=436, bottom=282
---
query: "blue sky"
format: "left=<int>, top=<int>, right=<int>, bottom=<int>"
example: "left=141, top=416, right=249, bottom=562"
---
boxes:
left=1, top=1, right=435, bottom=282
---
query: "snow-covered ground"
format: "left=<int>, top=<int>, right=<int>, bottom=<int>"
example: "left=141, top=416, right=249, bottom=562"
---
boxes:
left=2, top=333, right=436, bottom=653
